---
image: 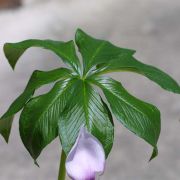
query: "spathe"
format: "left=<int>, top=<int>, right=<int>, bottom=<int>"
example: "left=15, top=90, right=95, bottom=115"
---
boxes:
left=66, top=127, right=105, bottom=180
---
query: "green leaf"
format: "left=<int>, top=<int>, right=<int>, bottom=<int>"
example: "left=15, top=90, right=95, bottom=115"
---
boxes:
left=96, top=56, right=180, bottom=94
left=89, top=76, right=161, bottom=159
left=75, top=28, right=135, bottom=74
left=4, top=39, right=81, bottom=73
left=0, top=116, right=14, bottom=142
left=19, top=79, right=75, bottom=161
left=58, top=80, right=114, bottom=158
left=75, top=28, right=180, bottom=93
left=0, top=67, right=71, bottom=142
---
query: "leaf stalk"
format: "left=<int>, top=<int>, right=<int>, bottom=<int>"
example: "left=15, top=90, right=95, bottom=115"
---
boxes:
left=58, top=150, right=66, bottom=180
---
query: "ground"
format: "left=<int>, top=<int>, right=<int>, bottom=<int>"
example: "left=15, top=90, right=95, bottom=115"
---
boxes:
left=0, top=0, right=180, bottom=179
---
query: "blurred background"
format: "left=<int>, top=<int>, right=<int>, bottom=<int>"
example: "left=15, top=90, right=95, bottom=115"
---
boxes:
left=0, top=0, right=180, bottom=179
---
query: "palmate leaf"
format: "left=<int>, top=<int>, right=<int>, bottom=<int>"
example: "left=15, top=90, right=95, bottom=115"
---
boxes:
left=19, top=79, right=76, bottom=162
left=4, top=39, right=81, bottom=73
left=0, top=67, right=71, bottom=142
left=58, top=79, right=114, bottom=158
left=1, top=28, right=179, bottom=165
left=76, top=29, right=180, bottom=94
left=89, top=76, right=160, bottom=159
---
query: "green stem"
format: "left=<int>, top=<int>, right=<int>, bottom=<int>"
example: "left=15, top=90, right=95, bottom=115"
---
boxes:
left=58, top=150, right=66, bottom=180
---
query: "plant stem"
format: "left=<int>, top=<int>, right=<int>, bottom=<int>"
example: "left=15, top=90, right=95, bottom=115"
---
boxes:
left=58, top=150, right=66, bottom=180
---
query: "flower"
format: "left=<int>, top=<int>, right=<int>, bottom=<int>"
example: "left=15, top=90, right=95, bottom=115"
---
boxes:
left=66, top=127, right=105, bottom=180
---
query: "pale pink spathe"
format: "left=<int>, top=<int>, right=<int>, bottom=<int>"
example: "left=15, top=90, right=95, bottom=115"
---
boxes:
left=66, top=127, right=105, bottom=180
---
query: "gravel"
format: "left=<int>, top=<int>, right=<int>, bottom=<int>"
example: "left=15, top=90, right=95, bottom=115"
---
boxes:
left=0, top=0, right=180, bottom=179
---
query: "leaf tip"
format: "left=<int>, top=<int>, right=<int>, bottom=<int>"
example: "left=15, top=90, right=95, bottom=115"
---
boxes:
left=76, top=28, right=84, bottom=35
left=34, top=160, right=40, bottom=168
left=4, top=134, right=10, bottom=143
left=75, top=28, right=86, bottom=43
left=0, top=132, right=10, bottom=143
left=3, top=43, right=17, bottom=70
left=0, top=116, right=14, bottom=143
left=149, top=147, right=158, bottom=162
